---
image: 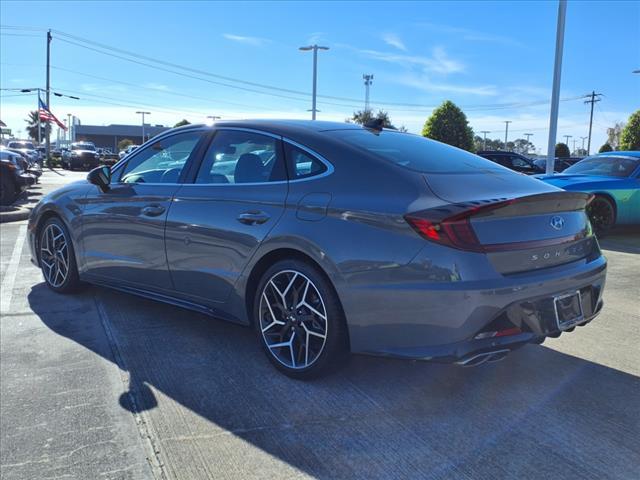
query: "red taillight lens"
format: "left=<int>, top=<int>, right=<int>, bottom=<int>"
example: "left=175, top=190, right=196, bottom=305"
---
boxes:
left=405, top=211, right=484, bottom=251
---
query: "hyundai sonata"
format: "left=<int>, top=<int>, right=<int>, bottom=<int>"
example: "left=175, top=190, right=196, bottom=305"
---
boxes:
left=28, top=120, right=607, bottom=378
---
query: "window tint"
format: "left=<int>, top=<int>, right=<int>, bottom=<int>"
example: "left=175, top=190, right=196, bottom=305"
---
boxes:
left=563, top=155, right=639, bottom=177
left=195, top=130, right=284, bottom=184
left=118, top=132, right=202, bottom=184
left=285, top=143, right=327, bottom=179
left=333, top=130, right=502, bottom=173
left=510, top=157, right=533, bottom=169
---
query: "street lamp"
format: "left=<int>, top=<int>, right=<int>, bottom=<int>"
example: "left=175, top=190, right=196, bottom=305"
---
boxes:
left=136, top=111, right=151, bottom=143
left=299, top=45, right=329, bottom=120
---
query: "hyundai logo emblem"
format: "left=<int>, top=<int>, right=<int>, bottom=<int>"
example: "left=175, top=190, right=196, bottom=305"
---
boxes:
left=550, top=215, right=565, bottom=230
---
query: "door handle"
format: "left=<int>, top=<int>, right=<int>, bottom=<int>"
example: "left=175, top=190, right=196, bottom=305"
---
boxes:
left=141, top=205, right=166, bottom=217
left=237, top=211, right=270, bottom=225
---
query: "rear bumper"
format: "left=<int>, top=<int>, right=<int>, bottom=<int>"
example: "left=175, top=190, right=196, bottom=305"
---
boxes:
left=343, top=254, right=607, bottom=362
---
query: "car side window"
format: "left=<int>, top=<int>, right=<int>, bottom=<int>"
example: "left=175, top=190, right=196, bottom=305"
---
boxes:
left=195, top=130, right=285, bottom=184
left=511, top=157, right=533, bottom=169
left=284, top=143, right=327, bottom=179
left=117, top=132, right=203, bottom=184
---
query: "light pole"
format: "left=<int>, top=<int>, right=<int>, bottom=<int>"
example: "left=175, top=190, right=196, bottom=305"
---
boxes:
left=581, top=136, right=587, bottom=153
left=363, top=74, right=374, bottom=112
left=207, top=115, right=221, bottom=122
left=136, top=111, right=150, bottom=143
left=480, top=130, right=490, bottom=150
left=546, top=0, right=567, bottom=174
left=67, top=113, right=72, bottom=146
left=524, top=133, right=533, bottom=153
left=564, top=134, right=572, bottom=146
left=299, top=44, right=329, bottom=120
left=503, top=121, right=512, bottom=150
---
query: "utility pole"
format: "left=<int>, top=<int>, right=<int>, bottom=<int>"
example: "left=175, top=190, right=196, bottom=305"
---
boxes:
left=584, top=90, right=603, bottom=155
left=503, top=121, right=512, bottom=150
left=580, top=136, right=587, bottom=153
left=546, top=0, right=567, bottom=175
left=481, top=130, right=490, bottom=150
left=363, top=74, right=374, bottom=112
left=45, top=30, right=52, bottom=167
left=136, top=111, right=150, bottom=143
left=299, top=45, right=329, bottom=120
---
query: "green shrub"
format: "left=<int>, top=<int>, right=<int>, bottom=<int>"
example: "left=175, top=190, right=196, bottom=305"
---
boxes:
left=620, top=110, right=640, bottom=150
left=555, top=142, right=570, bottom=158
left=422, top=100, right=474, bottom=152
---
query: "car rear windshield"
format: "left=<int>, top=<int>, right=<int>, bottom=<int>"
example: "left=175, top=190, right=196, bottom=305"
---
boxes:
left=563, top=155, right=639, bottom=177
left=331, top=129, right=502, bottom=173
left=8, top=141, right=35, bottom=149
left=72, top=143, right=95, bottom=151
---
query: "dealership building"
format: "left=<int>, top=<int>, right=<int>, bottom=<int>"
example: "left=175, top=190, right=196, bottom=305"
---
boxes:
left=73, top=123, right=171, bottom=151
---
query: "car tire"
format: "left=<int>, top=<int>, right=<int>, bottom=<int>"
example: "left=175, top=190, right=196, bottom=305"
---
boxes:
left=0, top=175, right=18, bottom=206
left=587, top=196, right=615, bottom=236
left=38, top=217, right=82, bottom=293
left=253, top=259, right=349, bottom=379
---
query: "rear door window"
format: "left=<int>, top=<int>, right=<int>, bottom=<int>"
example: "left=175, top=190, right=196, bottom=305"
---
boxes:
left=284, top=143, right=327, bottom=179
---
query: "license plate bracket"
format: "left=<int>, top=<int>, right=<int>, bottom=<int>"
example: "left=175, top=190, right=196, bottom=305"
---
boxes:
left=554, top=291, right=584, bottom=330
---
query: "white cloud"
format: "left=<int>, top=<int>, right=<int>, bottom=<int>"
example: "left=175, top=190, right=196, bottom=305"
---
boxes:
left=359, top=46, right=465, bottom=74
left=222, top=33, right=270, bottom=46
left=307, top=32, right=326, bottom=44
left=382, top=33, right=407, bottom=51
left=415, top=22, right=524, bottom=47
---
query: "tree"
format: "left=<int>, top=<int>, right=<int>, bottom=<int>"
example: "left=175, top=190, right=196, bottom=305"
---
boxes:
left=473, top=135, right=504, bottom=152
left=512, top=138, right=536, bottom=155
left=348, top=109, right=397, bottom=129
left=118, top=138, right=134, bottom=151
left=422, top=100, right=474, bottom=151
left=620, top=109, right=640, bottom=150
left=24, top=111, right=46, bottom=143
left=174, top=119, right=191, bottom=128
left=599, top=143, right=613, bottom=153
left=606, top=122, right=625, bottom=149
left=555, top=142, right=570, bottom=158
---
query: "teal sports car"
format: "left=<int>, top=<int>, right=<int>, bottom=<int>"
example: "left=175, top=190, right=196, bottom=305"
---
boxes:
left=535, top=151, right=640, bottom=234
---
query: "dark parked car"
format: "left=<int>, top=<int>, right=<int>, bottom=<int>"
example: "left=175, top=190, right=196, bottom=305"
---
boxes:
left=477, top=150, right=544, bottom=174
left=62, top=142, right=101, bottom=170
left=97, top=148, right=120, bottom=167
left=0, top=149, right=35, bottom=205
left=28, top=121, right=607, bottom=378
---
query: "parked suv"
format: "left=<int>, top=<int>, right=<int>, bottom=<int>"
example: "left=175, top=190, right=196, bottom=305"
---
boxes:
left=477, top=151, right=544, bottom=175
left=62, top=142, right=101, bottom=170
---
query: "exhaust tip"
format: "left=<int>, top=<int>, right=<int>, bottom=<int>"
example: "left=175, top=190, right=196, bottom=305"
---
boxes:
left=456, top=349, right=511, bottom=368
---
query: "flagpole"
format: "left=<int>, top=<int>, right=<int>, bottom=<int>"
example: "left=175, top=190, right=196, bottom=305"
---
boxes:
left=45, top=29, right=52, bottom=168
left=37, top=89, right=41, bottom=146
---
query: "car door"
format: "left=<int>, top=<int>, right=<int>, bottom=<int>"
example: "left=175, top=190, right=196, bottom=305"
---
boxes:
left=79, top=130, right=206, bottom=291
left=165, top=128, right=288, bottom=305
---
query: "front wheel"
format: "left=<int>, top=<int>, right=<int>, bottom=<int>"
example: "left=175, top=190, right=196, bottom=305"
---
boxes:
left=587, top=196, right=615, bottom=236
left=38, top=217, right=81, bottom=293
left=253, top=259, right=349, bottom=379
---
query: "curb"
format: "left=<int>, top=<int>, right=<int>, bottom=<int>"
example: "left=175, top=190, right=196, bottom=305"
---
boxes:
left=0, top=206, right=31, bottom=223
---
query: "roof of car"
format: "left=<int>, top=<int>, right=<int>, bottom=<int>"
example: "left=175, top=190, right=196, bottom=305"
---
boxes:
left=172, top=119, right=367, bottom=138
left=596, top=150, right=640, bottom=158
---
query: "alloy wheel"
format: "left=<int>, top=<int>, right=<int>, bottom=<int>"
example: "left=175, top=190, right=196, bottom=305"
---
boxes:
left=259, top=270, right=328, bottom=369
left=40, top=223, right=70, bottom=288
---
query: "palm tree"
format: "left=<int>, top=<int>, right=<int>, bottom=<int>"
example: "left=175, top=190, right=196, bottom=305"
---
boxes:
left=24, top=111, right=46, bottom=143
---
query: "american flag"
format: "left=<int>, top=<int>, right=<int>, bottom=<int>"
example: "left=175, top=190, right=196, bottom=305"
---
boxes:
left=38, top=97, right=67, bottom=130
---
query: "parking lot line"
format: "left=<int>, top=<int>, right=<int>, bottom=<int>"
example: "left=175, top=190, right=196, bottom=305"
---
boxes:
left=1, top=224, right=27, bottom=314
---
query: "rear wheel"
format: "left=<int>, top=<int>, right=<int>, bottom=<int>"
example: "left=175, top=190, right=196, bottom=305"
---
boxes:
left=38, top=217, right=81, bottom=293
left=253, top=259, right=349, bottom=379
left=587, top=196, right=615, bottom=236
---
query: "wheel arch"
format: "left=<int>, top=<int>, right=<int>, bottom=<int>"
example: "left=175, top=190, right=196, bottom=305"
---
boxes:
left=243, top=247, right=350, bottom=349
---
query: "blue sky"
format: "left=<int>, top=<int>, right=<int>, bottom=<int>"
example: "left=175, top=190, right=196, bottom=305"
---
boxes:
left=1, top=0, right=638, bottom=152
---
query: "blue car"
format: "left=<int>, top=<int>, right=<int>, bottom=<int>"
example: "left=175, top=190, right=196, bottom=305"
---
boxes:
left=535, top=151, right=640, bottom=234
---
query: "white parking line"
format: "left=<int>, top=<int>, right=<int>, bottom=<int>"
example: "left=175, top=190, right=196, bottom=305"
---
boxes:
left=1, top=224, right=27, bottom=314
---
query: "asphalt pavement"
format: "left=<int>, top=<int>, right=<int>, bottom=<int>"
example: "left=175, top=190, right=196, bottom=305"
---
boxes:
left=1, top=169, right=639, bottom=480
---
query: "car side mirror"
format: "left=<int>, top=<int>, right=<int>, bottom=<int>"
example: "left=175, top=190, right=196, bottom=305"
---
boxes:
left=87, top=165, right=111, bottom=192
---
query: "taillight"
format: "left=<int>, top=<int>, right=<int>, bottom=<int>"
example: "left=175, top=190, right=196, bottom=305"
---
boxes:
left=405, top=200, right=511, bottom=252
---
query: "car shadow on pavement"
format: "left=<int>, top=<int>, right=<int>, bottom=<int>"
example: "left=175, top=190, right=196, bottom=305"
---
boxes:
left=27, top=283, right=640, bottom=479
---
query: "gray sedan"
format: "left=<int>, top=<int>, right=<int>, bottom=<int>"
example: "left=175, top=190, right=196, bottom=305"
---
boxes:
left=27, top=120, right=606, bottom=378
